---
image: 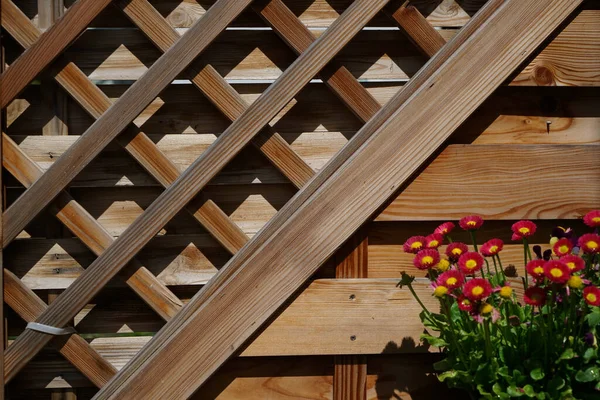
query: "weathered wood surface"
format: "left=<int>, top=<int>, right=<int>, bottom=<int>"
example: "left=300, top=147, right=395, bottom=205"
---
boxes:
left=390, top=5, right=446, bottom=58
left=4, top=10, right=597, bottom=85
left=3, top=0, right=392, bottom=383
left=0, top=0, right=112, bottom=108
left=94, top=1, right=582, bottom=398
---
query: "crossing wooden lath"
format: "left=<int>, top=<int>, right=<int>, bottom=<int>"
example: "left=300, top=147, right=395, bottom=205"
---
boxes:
left=0, top=0, right=598, bottom=398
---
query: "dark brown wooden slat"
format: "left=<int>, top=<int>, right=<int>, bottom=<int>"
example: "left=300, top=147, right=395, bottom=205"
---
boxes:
left=2, top=0, right=391, bottom=384
left=93, top=1, right=581, bottom=397
left=0, top=0, right=112, bottom=108
left=2, top=132, right=183, bottom=320
left=3, top=270, right=116, bottom=388
left=2, top=0, right=253, bottom=248
left=333, top=229, right=368, bottom=400
left=118, top=0, right=315, bottom=189
left=389, top=4, right=447, bottom=58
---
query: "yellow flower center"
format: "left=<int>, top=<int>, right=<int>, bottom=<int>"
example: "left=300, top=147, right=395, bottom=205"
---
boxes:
left=428, top=240, right=439, bottom=247
left=472, top=286, right=484, bottom=296
left=489, top=245, right=498, bottom=253
left=558, top=245, right=570, bottom=254
left=422, top=256, right=434, bottom=265
left=519, top=227, right=530, bottom=235
left=467, top=221, right=477, bottom=227
left=446, top=277, right=458, bottom=286
left=481, top=304, right=494, bottom=314
left=466, top=259, right=477, bottom=269
left=587, top=293, right=597, bottom=303
left=452, top=248, right=463, bottom=256
left=566, top=262, right=576, bottom=270
left=410, top=241, right=423, bottom=250
left=586, top=240, right=599, bottom=250
left=593, top=217, right=600, bottom=223
left=434, top=286, right=448, bottom=297
left=568, top=276, right=583, bottom=289
left=534, top=266, right=544, bottom=275
left=550, top=268, right=563, bottom=278
left=499, top=286, right=513, bottom=298
left=436, top=259, right=450, bottom=271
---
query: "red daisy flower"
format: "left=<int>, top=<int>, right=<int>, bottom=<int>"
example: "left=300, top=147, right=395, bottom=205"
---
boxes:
left=434, top=222, right=455, bottom=236
left=526, top=259, right=546, bottom=281
left=553, top=238, right=573, bottom=257
left=457, top=295, right=474, bottom=312
left=584, top=286, right=600, bottom=306
left=425, top=233, right=444, bottom=249
left=458, top=252, right=484, bottom=274
left=463, top=278, right=492, bottom=301
left=583, top=210, right=600, bottom=228
left=511, top=220, right=537, bottom=241
left=579, top=233, right=600, bottom=254
left=445, top=242, right=469, bottom=261
left=560, top=255, right=585, bottom=273
left=543, top=261, right=570, bottom=284
left=459, top=215, right=483, bottom=231
left=436, top=270, right=464, bottom=290
left=480, top=239, right=504, bottom=257
left=524, top=287, right=547, bottom=307
left=413, top=249, right=440, bottom=270
left=403, top=236, right=427, bottom=254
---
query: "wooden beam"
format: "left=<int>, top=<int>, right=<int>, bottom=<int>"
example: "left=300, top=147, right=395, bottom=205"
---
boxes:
left=333, top=229, right=368, bottom=400
left=1, top=0, right=253, bottom=249
left=37, top=0, right=64, bottom=31
left=94, top=1, right=582, bottom=398
left=3, top=270, right=116, bottom=387
left=2, top=0, right=391, bottom=383
left=389, top=4, right=446, bottom=58
left=0, top=0, right=112, bottom=108
left=0, top=0, right=249, bottom=255
left=117, top=0, right=316, bottom=189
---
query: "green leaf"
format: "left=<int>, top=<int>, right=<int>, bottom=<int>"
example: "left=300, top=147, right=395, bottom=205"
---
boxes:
left=433, top=359, right=451, bottom=371
left=575, top=366, right=600, bottom=383
left=547, top=375, right=565, bottom=392
left=438, top=370, right=458, bottom=382
left=558, top=349, right=575, bottom=361
left=507, top=386, right=524, bottom=397
left=530, top=368, right=545, bottom=381
left=583, top=347, right=597, bottom=363
left=523, top=385, right=536, bottom=397
left=420, top=333, right=447, bottom=348
left=586, top=308, right=600, bottom=328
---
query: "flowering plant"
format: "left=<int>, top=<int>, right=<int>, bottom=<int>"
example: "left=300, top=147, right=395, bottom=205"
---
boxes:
left=399, top=211, right=600, bottom=399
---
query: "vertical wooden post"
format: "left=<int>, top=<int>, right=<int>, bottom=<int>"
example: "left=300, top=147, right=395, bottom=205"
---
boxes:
left=333, top=228, right=368, bottom=400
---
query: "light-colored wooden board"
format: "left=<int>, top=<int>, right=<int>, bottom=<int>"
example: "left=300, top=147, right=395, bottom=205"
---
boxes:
left=378, top=145, right=600, bottom=221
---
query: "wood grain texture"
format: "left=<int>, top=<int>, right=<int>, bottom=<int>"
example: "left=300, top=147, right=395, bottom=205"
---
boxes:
left=95, top=1, right=580, bottom=398
left=0, top=0, right=247, bottom=254
left=390, top=5, right=446, bottom=58
left=0, top=0, right=112, bottom=108
left=118, top=0, right=316, bottom=189
left=37, top=0, right=65, bottom=31
left=3, top=0, right=391, bottom=385
left=377, top=145, right=600, bottom=221
left=3, top=270, right=116, bottom=387
left=1, top=0, right=253, bottom=249
left=0, top=26, right=4, bottom=400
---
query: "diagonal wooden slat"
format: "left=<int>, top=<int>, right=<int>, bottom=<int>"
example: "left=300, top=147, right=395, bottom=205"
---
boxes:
left=117, top=0, right=315, bottom=189
left=2, top=0, right=253, bottom=249
left=3, top=0, right=392, bottom=382
left=0, top=0, right=248, bottom=255
left=93, top=1, right=582, bottom=397
left=2, top=132, right=183, bottom=320
left=389, top=4, right=447, bottom=58
left=0, top=0, right=112, bottom=108
left=3, top=269, right=116, bottom=387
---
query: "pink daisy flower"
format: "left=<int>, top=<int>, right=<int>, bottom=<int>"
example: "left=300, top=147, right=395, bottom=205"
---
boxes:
left=445, top=242, right=469, bottom=261
left=524, top=287, right=546, bottom=307
left=434, top=222, right=455, bottom=236
left=458, top=252, right=484, bottom=275
left=436, top=270, right=464, bottom=290
left=457, top=295, right=474, bottom=312
left=584, top=286, right=600, bottom=306
left=560, top=255, right=585, bottom=273
left=579, top=233, right=600, bottom=254
left=463, top=278, right=492, bottom=301
left=413, top=249, right=440, bottom=270
left=553, top=238, right=573, bottom=257
left=511, top=220, right=537, bottom=241
left=480, top=239, right=504, bottom=257
left=425, top=233, right=444, bottom=249
left=459, top=215, right=483, bottom=231
left=403, top=236, right=427, bottom=254
left=526, top=259, right=546, bottom=281
left=583, top=210, right=600, bottom=228
left=543, top=261, right=570, bottom=284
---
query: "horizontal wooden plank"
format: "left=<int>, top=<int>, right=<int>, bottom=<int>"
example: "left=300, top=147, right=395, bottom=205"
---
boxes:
left=377, top=144, right=600, bottom=221
left=14, top=0, right=485, bottom=28
left=5, top=10, right=598, bottom=85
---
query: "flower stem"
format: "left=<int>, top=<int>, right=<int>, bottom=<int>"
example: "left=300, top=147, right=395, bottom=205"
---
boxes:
left=523, top=239, right=530, bottom=288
